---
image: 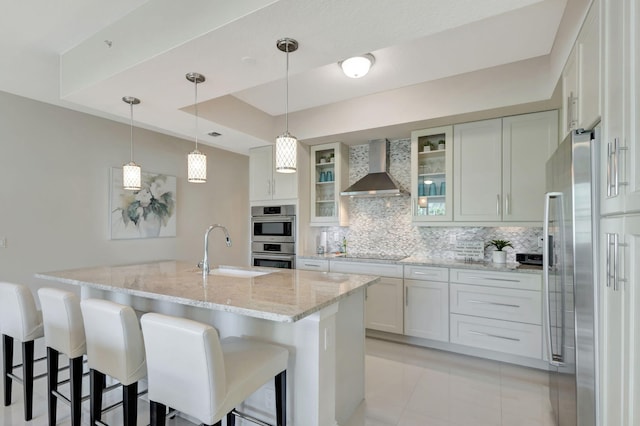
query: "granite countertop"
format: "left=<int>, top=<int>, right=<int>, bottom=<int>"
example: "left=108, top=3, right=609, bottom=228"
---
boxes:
left=297, top=253, right=543, bottom=274
left=35, top=261, right=380, bottom=323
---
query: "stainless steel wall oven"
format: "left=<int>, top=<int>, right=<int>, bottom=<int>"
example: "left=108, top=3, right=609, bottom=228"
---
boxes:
left=251, top=205, right=296, bottom=269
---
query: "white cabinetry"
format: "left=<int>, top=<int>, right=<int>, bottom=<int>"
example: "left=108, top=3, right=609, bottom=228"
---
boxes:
left=250, top=145, right=298, bottom=202
left=562, top=0, right=601, bottom=137
left=404, top=266, right=449, bottom=342
left=410, top=126, right=453, bottom=222
left=599, top=215, right=640, bottom=426
left=310, top=143, right=349, bottom=226
left=601, top=0, right=640, bottom=215
left=453, top=111, right=557, bottom=223
left=449, top=269, right=543, bottom=359
left=296, top=258, right=329, bottom=272
left=329, top=261, right=403, bottom=334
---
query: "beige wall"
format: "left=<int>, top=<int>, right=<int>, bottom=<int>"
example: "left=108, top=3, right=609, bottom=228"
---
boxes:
left=0, top=91, right=250, bottom=288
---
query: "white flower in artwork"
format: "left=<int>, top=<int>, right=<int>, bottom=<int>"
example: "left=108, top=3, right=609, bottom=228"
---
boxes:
left=135, top=188, right=153, bottom=207
left=150, top=180, right=169, bottom=199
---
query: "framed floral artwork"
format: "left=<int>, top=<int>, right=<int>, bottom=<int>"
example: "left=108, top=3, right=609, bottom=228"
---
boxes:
left=110, top=168, right=177, bottom=239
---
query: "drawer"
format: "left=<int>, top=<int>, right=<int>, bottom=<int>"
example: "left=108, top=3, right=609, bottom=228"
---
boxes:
left=450, top=268, right=541, bottom=291
left=450, top=283, right=541, bottom=325
left=450, top=314, right=542, bottom=359
left=404, top=265, right=448, bottom=282
left=297, top=259, right=329, bottom=272
left=329, top=261, right=403, bottom=278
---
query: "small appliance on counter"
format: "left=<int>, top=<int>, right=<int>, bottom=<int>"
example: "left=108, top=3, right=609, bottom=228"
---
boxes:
left=515, top=252, right=543, bottom=266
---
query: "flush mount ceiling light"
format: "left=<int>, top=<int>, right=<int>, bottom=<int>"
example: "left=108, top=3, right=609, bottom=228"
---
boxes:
left=339, top=53, right=375, bottom=78
left=122, top=96, right=141, bottom=191
left=275, top=37, right=299, bottom=174
left=186, top=72, right=207, bottom=183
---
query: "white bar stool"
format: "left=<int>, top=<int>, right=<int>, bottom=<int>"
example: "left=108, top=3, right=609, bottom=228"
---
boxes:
left=0, top=281, right=45, bottom=421
left=80, top=299, right=147, bottom=426
left=38, top=288, right=87, bottom=426
left=140, top=313, right=288, bottom=426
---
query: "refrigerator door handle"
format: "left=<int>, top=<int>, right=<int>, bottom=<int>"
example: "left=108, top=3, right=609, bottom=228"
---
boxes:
left=544, top=191, right=564, bottom=367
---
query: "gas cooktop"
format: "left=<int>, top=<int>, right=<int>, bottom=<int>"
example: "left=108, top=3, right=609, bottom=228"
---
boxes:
left=336, top=253, right=407, bottom=261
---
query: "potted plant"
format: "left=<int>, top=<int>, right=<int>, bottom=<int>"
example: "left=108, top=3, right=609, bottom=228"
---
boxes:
left=485, top=239, right=513, bottom=264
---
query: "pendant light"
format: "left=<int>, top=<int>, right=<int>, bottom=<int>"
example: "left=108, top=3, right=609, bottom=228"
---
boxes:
left=186, top=72, right=207, bottom=183
left=122, top=96, right=141, bottom=191
left=275, top=38, right=298, bottom=174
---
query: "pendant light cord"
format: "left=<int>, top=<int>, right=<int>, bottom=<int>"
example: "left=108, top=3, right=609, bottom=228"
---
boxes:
left=194, top=78, right=199, bottom=151
left=129, top=101, right=134, bottom=162
left=285, top=44, right=289, bottom=133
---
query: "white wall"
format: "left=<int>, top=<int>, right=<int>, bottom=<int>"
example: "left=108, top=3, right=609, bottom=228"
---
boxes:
left=0, top=91, right=250, bottom=289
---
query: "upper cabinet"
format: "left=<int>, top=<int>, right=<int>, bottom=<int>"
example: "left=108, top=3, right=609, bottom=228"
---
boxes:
left=410, top=126, right=453, bottom=222
left=562, top=0, right=601, bottom=137
left=249, top=145, right=303, bottom=203
left=309, top=143, right=349, bottom=226
left=600, top=0, right=640, bottom=215
left=453, top=118, right=503, bottom=222
left=454, top=111, right=558, bottom=223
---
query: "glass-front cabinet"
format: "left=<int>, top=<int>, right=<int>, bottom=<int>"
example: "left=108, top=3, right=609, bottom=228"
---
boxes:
left=410, top=126, right=453, bottom=222
left=310, top=142, right=349, bottom=226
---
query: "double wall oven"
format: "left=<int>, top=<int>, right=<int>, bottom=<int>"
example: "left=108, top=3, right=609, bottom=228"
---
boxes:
left=251, top=205, right=296, bottom=269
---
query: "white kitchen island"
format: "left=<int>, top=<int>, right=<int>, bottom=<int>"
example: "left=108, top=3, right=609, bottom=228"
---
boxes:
left=36, top=261, right=379, bottom=426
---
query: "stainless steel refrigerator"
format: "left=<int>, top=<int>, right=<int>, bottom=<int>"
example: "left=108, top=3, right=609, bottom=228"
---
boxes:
left=544, top=128, right=599, bottom=426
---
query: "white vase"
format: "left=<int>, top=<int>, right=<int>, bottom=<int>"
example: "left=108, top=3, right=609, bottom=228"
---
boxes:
left=139, top=212, right=162, bottom=238
left=492, top=250, right=507, bottom=264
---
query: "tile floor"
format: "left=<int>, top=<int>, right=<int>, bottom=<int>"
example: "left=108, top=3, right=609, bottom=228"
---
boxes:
left=0, top=338, right=555, bottom=425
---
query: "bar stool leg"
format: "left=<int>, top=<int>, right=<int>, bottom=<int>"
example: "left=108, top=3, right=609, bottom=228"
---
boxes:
left=69, top=356, right=83, bottom=426
left=123, top=382, right=138, bottom=426
left=46, top=347, right=59, bottom=426
left=226, top=411, right=235, bottom=426
left=90, top=369, right=105, bottom=425
left=2, top=334, right=13, bottom=406
left=22, top=340, right=35, bottom=421
left=275, top=370, right=286, bottom=426
left=149, top=401, right=166, bottom=426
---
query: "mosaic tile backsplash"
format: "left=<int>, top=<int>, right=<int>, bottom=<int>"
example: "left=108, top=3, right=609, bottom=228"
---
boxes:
left=317, top=139, right=543, bottom=262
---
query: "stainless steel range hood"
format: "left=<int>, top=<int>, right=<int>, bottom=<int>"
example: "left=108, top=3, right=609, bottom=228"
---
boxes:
left=340, top=139, right=407, bottom=197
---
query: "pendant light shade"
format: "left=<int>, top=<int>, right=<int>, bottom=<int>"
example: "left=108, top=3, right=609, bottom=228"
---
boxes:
left=122, top=96, right=141, bottom=191
left=186, top=72, right=207, bottom=183
left=275, top=38, right=299, bottom=174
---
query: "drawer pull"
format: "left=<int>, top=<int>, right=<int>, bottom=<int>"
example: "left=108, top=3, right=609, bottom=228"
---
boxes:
left=468, top=300, right=521, bottom=308
left=413, top=271, right=432, bottom=276
left=468, top=330, right=521, bottom=342
left=465, top=276, right=520, bottom=283
left=303, top=263, right=321, bottom=268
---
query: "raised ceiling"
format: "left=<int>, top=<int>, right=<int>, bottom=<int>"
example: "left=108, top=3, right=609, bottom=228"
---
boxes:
left=1, top=0, right=588, bottom=154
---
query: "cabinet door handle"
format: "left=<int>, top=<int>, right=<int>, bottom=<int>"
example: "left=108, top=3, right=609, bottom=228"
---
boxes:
left=567, top=95, right=572, bottom=131
left=506, top=193, right=510, bottom=215
left=468, top=330, right=520, bottom=342
left=613, top=233, right=619, bottom=291
left=267, top=180, right=271, bottom=195
left=496, top=194, right=501, bottom=217
left=605, top=233, right=612, bottom=288
left=468, top=300, right=521, bottom=308
left=607, top=142, right=613, bottom=197
left=613, top=138, right=629, bottom=197
left=464, top=275, right=520, bottom=283
left=405, top=287, right=409, bottom=307
left=272, top=179, right=276, bottom=195
left=365, top=288, right=367, bottom=300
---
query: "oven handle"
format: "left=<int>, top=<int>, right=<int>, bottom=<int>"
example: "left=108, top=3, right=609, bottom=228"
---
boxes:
left=251, top=216, right=296, bottom=223
left=251, top=253, right=296, bottom=261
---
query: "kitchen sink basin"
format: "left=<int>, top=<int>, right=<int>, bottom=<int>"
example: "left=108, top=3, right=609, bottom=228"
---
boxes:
left=208, top=267, right=269, bottom=278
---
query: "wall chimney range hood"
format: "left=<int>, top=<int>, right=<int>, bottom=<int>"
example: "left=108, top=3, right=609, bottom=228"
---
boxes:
left=341, top=139, right=407, bottom=197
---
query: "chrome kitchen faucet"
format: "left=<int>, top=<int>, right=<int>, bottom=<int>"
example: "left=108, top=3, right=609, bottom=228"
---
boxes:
left=198, top=224, right=232, bottom=277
